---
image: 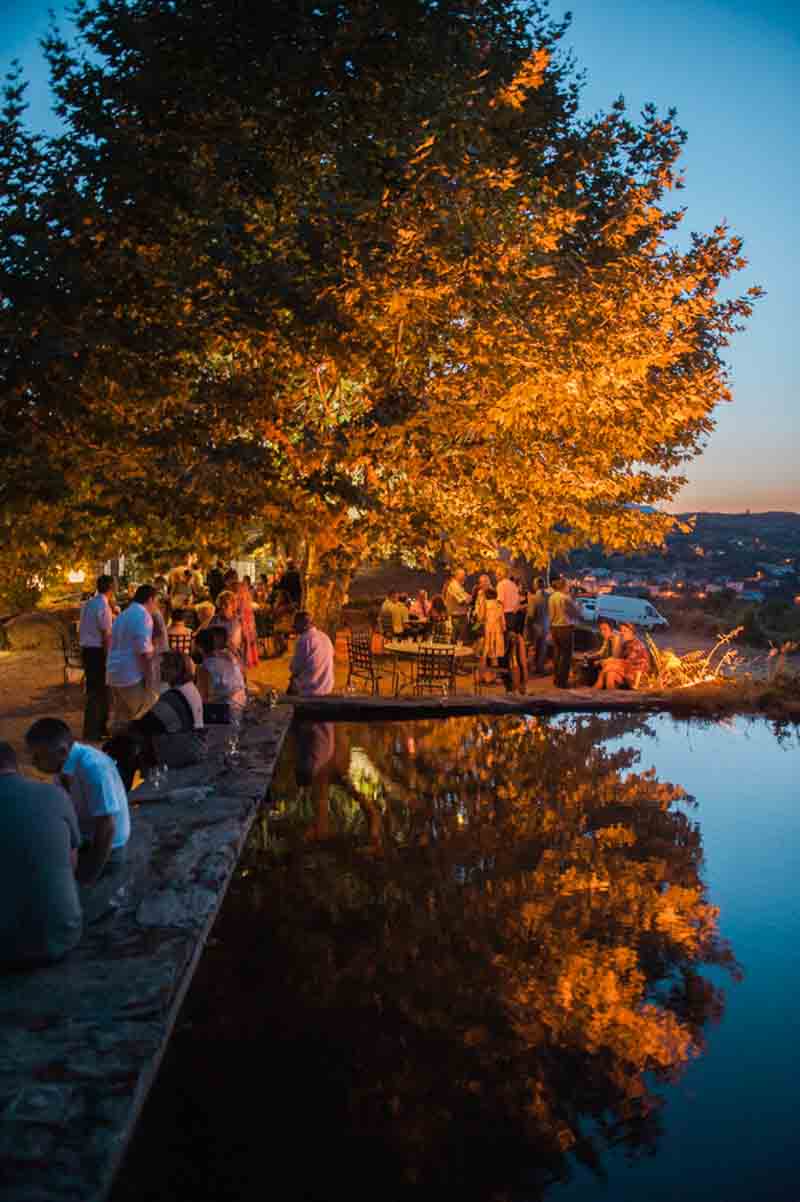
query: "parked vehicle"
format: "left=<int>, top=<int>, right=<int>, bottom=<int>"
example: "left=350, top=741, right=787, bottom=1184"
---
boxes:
left=576, top=594, right=668, bottom=630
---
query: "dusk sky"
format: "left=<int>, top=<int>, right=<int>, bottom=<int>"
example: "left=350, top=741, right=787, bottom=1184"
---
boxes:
left=2, top=0, right=797, bottom=514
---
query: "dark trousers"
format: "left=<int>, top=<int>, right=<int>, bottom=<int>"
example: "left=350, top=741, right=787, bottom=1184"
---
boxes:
left=551, top=625, right=574, bottom=689
left=81, top=647, right=110, bottom=740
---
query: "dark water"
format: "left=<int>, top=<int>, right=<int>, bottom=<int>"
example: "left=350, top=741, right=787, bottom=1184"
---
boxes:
left=114, top=713, right=800, bottom=1202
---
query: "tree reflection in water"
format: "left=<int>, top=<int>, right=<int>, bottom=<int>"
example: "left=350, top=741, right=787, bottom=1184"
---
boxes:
left=239, top=714, right=739, bottom=1197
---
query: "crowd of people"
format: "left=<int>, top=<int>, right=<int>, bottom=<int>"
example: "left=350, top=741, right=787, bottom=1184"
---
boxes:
left=380, top=565, right=651, bottom=692
left=0, top=551, right=339, bottom=968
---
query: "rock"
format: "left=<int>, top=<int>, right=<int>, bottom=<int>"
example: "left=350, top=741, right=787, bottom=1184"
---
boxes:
left=3, top=612, right=67, bottom=651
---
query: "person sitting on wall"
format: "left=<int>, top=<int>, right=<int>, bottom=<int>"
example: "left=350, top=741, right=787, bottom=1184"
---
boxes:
left=594, top=621, right=650, bottom=690
left=287, top=611, right=334, bottom=697
left=579, top=618, right=622, bottom=685
left=102, top=651, right=207, bottom=789
left=195, top=626, right=247, bottom=720
left=25, top=718, right=131, bottom=886
left=0, top=741, right=83, bottom=966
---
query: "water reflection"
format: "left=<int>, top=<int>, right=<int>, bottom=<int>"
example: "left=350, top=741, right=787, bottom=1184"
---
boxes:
left=248, top=714, right=739, bottom=1196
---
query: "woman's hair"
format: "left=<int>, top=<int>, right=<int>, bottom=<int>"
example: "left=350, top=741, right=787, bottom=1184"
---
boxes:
left=216, top=589, right=236, bottom=611
left=194, top=601, right=215, bottom=625
left=160, top=650, right=195, bottom=686
left=169, top=609, right=188, bottom=625
left=429, top=594, right=447, bottom=619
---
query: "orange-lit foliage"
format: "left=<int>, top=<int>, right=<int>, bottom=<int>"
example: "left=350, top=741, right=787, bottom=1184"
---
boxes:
left=245, top=713, right=737, bottom=1190
left=0, top=3, right=758, bottom=601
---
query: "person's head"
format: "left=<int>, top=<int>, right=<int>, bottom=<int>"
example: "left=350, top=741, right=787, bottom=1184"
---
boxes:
left=259, top=573, right=268, bottom=584
left=496, top=563, right=508, bottom=580
left=293, top=610, right=313, bottom=635
left=195, top=626, right=227, bottom=657
left=182, top=569, right=193, bottom=581
left=534, top=577, right=545, bottom=591
left=552, top=576, right=566, bottom=593
left=619, top=621, right=638, bottom=641
left=169, top=608, right=188, bottom=626
left=195, top=601, right=215, bottom=627
left=96, top=574, right=113, bottom=595
left=216, top=589, right=237, bottom=619
left=25, top=718, right=75, bottom=775
left=454, top=568, right=466, bottom=583
left=478, top=573, right=491, bottom=590
left=598, top=618, right=615, bottom=639
left=243, top=575, right=252, bottom=587
left=387, top=589, right=398, bottom=602
left=133, top=584, right=158, bottom=612
left=0, top=741, right=18, bottom=775
left=160, top=650, right=195, bottom=687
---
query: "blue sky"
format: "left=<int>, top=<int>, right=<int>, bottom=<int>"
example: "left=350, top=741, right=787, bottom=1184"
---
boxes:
left=2, top=0, right=797, bottom=513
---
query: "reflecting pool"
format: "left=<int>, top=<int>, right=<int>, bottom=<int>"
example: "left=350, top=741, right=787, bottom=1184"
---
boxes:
left=114, top=714, right=800, bottom=1202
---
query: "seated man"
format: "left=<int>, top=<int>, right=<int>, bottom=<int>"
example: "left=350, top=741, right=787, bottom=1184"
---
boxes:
left=0, top=741, right=82, bottom=965
left=103, top=651, right=207, bottom=789
left=594, top=621, right=650, bottom=690
left=288, top=611, right=334, bottom=697
left=25, top=718, right=131, bottom=886
left=379, top=590, right=409, bottom=637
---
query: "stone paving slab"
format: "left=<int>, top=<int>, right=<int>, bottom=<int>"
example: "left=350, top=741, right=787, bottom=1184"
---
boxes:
left=0, top=706, right=292, bottom=1202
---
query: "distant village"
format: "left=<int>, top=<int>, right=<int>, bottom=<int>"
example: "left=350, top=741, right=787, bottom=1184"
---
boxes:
left=565, top=511, right=800, bottom=608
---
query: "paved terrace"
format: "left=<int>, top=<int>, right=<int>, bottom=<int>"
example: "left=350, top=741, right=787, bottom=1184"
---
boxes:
left=0, top=710, right=291, bottom=1202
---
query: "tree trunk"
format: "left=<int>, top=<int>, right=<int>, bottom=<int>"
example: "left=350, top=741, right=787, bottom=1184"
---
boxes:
left=302, top=533, right=353, bottom=638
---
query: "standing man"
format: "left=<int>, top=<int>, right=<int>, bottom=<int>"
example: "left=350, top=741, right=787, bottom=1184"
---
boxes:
left=0, top=741, right=83, bottom=965
left=496, top=565, right=522, bottom=635
left=25, top=718, right=131, bottom=885
left=444, top=568, right=471, bottom=643
left=281, top=559, right=303, bottom=608
left=526, top=577, right=551, bottom=676
left=206, top=560, right=226, bottom=602
left=106, top=584, right=159, bottom=723
left=287, top=611, right=334, bottom=697
left=78, top=573, right=114, bottom=741
left=548, top=577, right=581, bottom=689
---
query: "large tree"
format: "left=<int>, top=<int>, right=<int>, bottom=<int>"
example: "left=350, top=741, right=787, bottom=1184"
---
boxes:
left=0, top=1, right=758, bottom=615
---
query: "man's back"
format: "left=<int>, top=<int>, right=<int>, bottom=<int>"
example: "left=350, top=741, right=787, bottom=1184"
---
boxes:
left=107, top=602, right=152, bottom=686
left=0, top=774, right=82, bottom=963
left=291, top=627, right=334, bottom=696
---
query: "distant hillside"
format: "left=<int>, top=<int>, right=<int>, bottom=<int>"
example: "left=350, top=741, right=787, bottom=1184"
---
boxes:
left=674, top=512, right=800, bottom=538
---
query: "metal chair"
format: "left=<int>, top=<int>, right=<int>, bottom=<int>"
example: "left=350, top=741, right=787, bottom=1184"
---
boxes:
left=346, top=631, right=388, bottom=695
left=61, top=628, right=84, bottom=688
left=168, top=632, right=194, bottom=654
left=407, top=646, right=456, bottom=696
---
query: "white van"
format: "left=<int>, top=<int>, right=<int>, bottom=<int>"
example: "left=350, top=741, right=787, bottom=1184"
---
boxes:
left=576, top=594, right=668, bottom=630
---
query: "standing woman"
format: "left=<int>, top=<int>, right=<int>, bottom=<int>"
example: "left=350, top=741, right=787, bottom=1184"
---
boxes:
left=235, top=579, right=260, bottom=669
left=211, top=590, right=243, bottom=660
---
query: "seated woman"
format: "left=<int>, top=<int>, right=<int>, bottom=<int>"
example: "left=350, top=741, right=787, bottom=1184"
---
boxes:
left=193, top=600, right=216, bottom=635
left=409, top=589, right=431, bottom=621
left=103, top=651, right=206, bottom=789
left=594, top=621, right=650, bottom=690
left=579, top=618, right=622, bottom=685
left=428, top=594, right=453, bottom=642
left=168, top=609, right=193, bottom=637
left=194, top=626, right=247, bottom=720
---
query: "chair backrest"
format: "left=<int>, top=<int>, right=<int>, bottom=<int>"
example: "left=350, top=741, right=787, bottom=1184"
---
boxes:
left=429, top=621, right=451, bottom=644
left=168, top=632, right=194, bottom=654
left=416, top=646, right=455, bottom=688
left=349, top=631, right=375, bottom=672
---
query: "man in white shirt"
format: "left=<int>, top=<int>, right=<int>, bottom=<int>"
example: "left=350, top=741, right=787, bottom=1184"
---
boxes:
left=287, top=612, right=335, bottom=697
left=78, top=574, right=114, bottom=740
left=496, top=566, right=521, bottom=634
left=444, top=568, right=470, bottom=641
left=25, top=718, right=131, bottom=886
left=106, top=584, right=160, bottom=723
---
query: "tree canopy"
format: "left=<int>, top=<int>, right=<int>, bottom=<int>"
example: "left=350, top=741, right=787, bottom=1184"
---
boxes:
left=0, top=0, right=759, bottom=604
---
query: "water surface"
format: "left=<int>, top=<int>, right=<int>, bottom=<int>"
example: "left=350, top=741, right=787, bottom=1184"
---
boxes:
left=114, top=713, right=800, bottom=1202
